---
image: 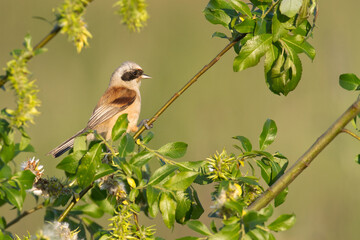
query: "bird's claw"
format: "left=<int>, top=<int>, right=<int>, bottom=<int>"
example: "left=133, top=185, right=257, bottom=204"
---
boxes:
left=138, top=119, right=153, bottom=130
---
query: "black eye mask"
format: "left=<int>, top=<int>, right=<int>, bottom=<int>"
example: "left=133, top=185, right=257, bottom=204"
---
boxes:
left=121, top=69, right=143, bottom=81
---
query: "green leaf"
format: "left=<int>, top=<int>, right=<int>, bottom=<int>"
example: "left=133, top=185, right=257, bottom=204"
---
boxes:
left=204, top=8, right=231, bottom=28
left=16, top=170, right=35, bottom=190
left=111, top=114, right=128, bottom=141
left=175, top=191, right=191, bottom=224
left=233, top=34, right=272, bottom=72
left=224, top=200, right=244, bottom=214
left=210, top=220, right=218, bottom=233
left=73, top=203, right=104, bottom=218
left=82, top=217, right=103, bottom=236
left=142, top=131, right=154, bottom=144
left=73, top=135, right=87, bottom=152
left=272, top=14, right=288, bottom=42
left=157, top=142, right=188, bottom=159
left=190, top=189, right=204, bottom=219
left=245, top=228, right=270, bottom=240
left=130, top=151, right=155, bottom=167
left=274, top=187, right=289, bottom=207
left=187, top=220, right=213, bottom=236
left=0, top=143, right=15, bottom=164
left=281, top=34, right=316, bottom=60
left=0, top=164, right=12, bottom=179
left=147, top=185, right=161, bottom=218
left=268, top=214, right=296, bottom=231
left=256, top=159, right=271, bottom=185
left=159, top=192, right=177, bottom=228
left=148, top=164, right=178, bottom=186
left=237, top=176, right=259, bottom=186
left=234, top=18, right=255, bottom=33
left=259, top=119, right=277, bottom=150
left=2, top=182, right=23, bottom=210
left=113, top=157, right=132, bottom=176
left=163, top=171, right=199, bottom=191
left=229, top=0, right=252, bottom=17
left=280, top=0, right=303, bottom=18
left=254, top=18, right=270, bottom=35
left=56, top=150, right=85, bottom=174
left=233, top=136, right=252, bottom=152
left=94, top=163, right=115, bottom=180
left=118, top=133, right=135, bottom=157
left=76, top=143, right=102, bottom=188
left=356, top=154, right=360, bottom=165
left=206, top=0, right=232, bottom=9
left=339, top=73, right=360, bottom=91
left=212, top=32, right=228, bottom=39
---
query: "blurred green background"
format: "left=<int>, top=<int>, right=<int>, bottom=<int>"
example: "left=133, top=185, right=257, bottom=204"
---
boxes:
left=1, top=0, right=360, bottom=239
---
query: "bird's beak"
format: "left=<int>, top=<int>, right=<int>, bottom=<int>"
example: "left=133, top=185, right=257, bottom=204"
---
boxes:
left=141, top=74, right=151, bottom=79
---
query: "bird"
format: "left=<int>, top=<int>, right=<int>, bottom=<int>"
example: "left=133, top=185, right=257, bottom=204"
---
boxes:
left=48, top=61, right=150, bottom=158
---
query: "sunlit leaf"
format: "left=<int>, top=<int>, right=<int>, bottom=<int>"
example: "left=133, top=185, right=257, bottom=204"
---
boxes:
left=159, top=192, right=177, bottom=228
left=280, top=0, right=303, bottom=18
left=339, top=73, right=360, bottom=91
left=259, top=119, right=277, bottom=150
left=233, top=34, right=272, bottom=72
left=268, top=214, right=296, bottom=231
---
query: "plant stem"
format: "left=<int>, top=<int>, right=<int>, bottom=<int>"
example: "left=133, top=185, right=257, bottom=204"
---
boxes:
left=247, top=97, right=360, bottom=211
left=341, top=128, right=360, bottom=141
left=133, top=34, right=247, bottom=140
left=0, top=0, right=94, bottom=88
left=58, top=183, right=94, bottom=222
left=5, top=203, right=45, bottom=229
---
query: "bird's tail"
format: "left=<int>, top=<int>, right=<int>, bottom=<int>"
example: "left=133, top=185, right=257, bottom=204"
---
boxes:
left=48, top=129, right=85, bottom=158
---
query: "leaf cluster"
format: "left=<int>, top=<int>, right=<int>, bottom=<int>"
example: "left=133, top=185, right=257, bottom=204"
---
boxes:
left=177, top=119, right=294, bottom=240
left=204, top=0, right=317, bottom=95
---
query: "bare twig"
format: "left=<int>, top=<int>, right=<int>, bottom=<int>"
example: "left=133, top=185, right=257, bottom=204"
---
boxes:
left=247, top=97, right=360, bottom=211
left=0, top=0, right=94, bottom=88
left=5, top=203, right=45, bottom=229
left=341, top=128, right=360, bottom=141
left=133, top=34, right=246, bottom=140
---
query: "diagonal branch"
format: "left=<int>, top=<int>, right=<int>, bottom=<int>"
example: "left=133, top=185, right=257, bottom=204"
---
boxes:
left=5, top=203, right=45, bottom=229
left=133, top=34, right=247, bottom=140
left=57, top=34, right=247, bottom=222
left=247, top=97, right=360, bottom=211
left=0, top=0, right=95, bottom=88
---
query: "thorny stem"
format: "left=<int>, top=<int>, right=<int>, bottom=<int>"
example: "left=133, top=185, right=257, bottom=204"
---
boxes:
left=341, top=128, right=360, bottom=141
left=133, top=34, right=247, bottom=140
left=5, top=203, right=45, bottom=229
left=247, top=97, right=360, bottom=211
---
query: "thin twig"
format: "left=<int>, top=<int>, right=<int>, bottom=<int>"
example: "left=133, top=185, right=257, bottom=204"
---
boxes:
left=0, top=0, right=95, bottom=88
left=341, top=128, right=360, bottom=141
left=58, top=183, right=94, bottom=222
left=247, top=97, right=360, bottom=211
left=133, top=34, right=247, bottom=140
left=5, top=203, right=45, bottom=229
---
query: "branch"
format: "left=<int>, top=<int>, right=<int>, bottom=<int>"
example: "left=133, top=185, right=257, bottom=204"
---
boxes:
left=133, top=33, right=247, bottom=140
left=247, top=97, right=360, bottom=211
left=58, top=183, right=94, bottom=222
left=0, top=0, right=95, bottom=88
left=341, top=128, right=360, bottom=141
left=5, top=203, right=45, bottom=229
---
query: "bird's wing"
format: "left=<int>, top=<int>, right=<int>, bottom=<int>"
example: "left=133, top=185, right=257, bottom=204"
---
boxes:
left=86, top=87, right=136, bottom=129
